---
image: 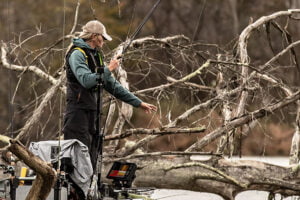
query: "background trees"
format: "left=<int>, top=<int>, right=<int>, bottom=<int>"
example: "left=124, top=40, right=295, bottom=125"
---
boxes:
left=1, top=0, right=300, bottom=199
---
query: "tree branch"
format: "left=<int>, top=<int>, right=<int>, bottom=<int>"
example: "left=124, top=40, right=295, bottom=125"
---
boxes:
left=104, top=126, right=206, bottom=141
left=186, top=90, right=300, bottom=151
left=15, top=73, right=65, bottom=142
left=1, top=43, right=65, bottom=93
left=6, top=139, right=56, bottom=200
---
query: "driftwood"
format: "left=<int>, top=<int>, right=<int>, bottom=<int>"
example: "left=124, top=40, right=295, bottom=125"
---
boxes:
left=0, top=136, right=57, bottom=200
left=126, top=156, right=300, bottom=200
left=104, top=126, right=206, bottom=141
left=3, top=139, right=300, bottom=200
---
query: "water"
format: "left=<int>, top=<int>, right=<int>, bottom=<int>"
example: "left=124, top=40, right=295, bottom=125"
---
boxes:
left=150, top=157, right=300, bottom=200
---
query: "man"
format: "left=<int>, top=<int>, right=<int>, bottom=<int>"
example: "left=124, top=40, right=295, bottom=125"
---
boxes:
left=63, top=20, right=157, bottom=164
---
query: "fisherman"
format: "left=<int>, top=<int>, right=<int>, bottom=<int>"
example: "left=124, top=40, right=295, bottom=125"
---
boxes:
left=63, top=20, right=157, bottom=167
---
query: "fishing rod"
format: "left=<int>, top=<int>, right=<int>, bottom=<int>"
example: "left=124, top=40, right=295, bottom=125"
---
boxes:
left=88, top=0, right=162, bottom=199
left=105, top=0, right=161, bottom=132
left=120, top=0, right=161, bottom=57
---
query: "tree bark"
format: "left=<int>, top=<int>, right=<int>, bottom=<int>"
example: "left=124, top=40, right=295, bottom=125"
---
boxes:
left=128, top=157, right=300, bottom=200
left=5, top=137, right=300, bottom=200
left=290, top=101, right=300, bottom=164
left=7, top=139, right=57, bottom=200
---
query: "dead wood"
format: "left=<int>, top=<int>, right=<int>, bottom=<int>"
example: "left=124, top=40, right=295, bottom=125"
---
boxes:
left=7, top=139, right=56, bottom=200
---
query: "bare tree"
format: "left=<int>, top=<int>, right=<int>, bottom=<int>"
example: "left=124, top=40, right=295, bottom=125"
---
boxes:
left=1, top=4, right=300, bottom=200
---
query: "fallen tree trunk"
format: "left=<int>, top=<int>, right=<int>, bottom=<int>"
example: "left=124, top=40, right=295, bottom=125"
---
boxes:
left=106, top=156, right=300, bottom=200
left=2, top=136, right=300, bottom=200
left=1, top=137, right=57, bottom=200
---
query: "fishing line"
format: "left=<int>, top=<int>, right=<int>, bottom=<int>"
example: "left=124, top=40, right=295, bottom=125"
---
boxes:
left=57, top=0, right=67, bottom=171
left=6, top=0, right=14, bottom=139
left=102, top=0, right=161, bottom=135
left=88, top=0, right=98, bottom=20
left=126, top=0, right=137, bottom=38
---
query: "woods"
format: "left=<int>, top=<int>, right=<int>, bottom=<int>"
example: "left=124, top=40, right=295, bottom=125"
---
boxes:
left=1, top=0, right=300, bottom=199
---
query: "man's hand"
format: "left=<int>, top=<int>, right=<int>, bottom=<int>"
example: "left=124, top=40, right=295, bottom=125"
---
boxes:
left=108, top=58, right=119, bottom=72
left=140, top=102, right=157, bottom=113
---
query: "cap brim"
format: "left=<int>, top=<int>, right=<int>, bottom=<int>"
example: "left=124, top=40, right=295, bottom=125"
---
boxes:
left=102, top=33, right=112, bottom=41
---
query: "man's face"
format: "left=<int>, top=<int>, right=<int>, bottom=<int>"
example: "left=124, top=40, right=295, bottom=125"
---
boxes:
left=93, top=34, right=104, bottom=48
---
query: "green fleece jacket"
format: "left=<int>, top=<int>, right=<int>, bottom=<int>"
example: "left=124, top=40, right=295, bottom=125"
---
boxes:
left=68, top=38, right=142, bottom=107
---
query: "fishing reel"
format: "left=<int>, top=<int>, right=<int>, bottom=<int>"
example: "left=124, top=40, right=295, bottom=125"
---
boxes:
left=0, top=164, right=15, bottom=176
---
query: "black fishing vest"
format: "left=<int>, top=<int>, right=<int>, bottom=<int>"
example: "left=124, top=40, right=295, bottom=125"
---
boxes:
left=65, top=46, right=104, bottom=110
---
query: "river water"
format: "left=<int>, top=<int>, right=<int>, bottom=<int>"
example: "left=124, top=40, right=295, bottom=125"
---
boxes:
left=150, top=156, right=300, bottom=200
